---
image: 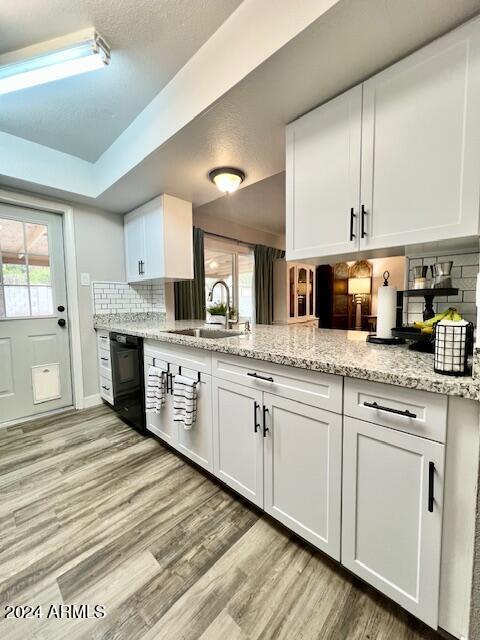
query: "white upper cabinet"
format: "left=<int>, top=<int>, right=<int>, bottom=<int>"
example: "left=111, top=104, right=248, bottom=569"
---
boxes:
left=124, top=194, right=193, bottom=283
left=286, top=85, right=362, bottom=261
left=361, top=21, right=480, bottom=250
left=286, top=18, right=480, bottom=260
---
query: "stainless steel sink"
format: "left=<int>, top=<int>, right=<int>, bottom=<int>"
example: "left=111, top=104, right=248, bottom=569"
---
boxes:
left=166, top=328, right=244, bottom=339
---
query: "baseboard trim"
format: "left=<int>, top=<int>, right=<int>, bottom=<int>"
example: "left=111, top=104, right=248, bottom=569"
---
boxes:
left=83, top=394, right=103, bottom=409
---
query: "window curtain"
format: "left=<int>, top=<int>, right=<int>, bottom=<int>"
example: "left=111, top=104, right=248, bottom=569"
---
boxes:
left=254, top=244, right=285, bottom=325
left=174, top=227, right=206, bottom=320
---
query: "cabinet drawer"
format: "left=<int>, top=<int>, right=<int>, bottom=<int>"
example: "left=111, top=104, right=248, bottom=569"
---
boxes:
left=212, top=353, right=342, bottom=414
left=97, top=330, right=110, bottom=350
left=145, top=340, right=212, bottom=374
left=98, top=348, right=112, bottom=379
left=99, top=374, right=113, bottom=405
left=344, top=378, right=447, bottom=443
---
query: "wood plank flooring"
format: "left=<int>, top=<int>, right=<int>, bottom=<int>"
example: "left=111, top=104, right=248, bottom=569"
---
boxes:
left=0, top=405, right=445, bottom=640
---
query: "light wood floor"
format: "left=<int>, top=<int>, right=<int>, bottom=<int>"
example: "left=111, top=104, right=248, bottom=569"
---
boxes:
left=0, top=405, right=445, bottom=640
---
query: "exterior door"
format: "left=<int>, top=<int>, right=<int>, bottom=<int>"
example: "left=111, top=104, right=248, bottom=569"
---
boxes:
left=342, top=417, right=444, bottom=628
left=286, top=85, right=362, bottom=261
left=212, top=378, right=264, bottom=507
left=263, top=394, right=342, bottom=559
left=0, top=205, right=72, bottom=424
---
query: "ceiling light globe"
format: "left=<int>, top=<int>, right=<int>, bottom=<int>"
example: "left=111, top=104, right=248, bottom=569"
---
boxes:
left=209, top=167, right=245, bottom=194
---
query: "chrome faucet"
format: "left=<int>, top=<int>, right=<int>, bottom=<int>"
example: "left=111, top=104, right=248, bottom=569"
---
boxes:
left=208, top=280, right=230, bottom=329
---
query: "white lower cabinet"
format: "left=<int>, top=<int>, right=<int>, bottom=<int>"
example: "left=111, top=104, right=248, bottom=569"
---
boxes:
left=144, top=356, right=213, bottom=472
left=144, top=359, right=178, bottom=447
left=176, top=368, right=213, bottom=471
left=212, top=378, right=264, bottom=507
left=263, top=393, right=342, bottom=560
left=342, top=416, right=445, bottom=628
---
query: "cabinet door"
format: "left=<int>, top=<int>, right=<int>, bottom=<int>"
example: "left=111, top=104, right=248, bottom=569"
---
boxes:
left=342, top=417, right=444, bottom=628
left=286, top=85, right=362, bottom=261
left=124, top=211, right=146, bottom=283
left=175, top=370, right=213, bottom=472
left=360, top=23, right=480, bottom=250
left=144, top=361, right=178, bottom=447
left=212, top=378, right=264, bottom=507
left=263, top=394, right=342, bottom=559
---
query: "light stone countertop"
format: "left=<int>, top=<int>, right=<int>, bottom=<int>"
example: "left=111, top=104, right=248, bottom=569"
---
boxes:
left=94, top=314, right=480, bottom=400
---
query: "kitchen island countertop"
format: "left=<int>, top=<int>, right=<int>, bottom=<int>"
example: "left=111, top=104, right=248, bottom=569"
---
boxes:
left=94, top=314, right=480, bottom=400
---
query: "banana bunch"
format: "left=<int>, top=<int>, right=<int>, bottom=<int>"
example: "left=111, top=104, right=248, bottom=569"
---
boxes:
left=414, top=307, right=463, bottom=334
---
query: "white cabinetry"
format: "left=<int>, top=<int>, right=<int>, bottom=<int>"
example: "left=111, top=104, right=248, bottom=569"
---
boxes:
left=212, top=355, right=343, bottom=557
left=360, top=23, right=480, bottom=251
left=143, top=343, right=213, bottom=472
left=263, top=393, right=342, bottom=559
left=286, top=19, right=480, bottom=261
left=124, top=194, right=193, bottom=283
left=342, top=416, right=444, bottom=627
left=96, top=330, right=113, bottom=405
left=212, top=378, right=264, bottom=507
left=286, top=86, right=362, bottom=261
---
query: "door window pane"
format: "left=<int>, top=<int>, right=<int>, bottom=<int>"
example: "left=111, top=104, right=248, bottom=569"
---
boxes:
left=4, top=286, right=29, bottom=317
left=25, top=223, right=49, bottom=255
left=30, top=286, right=53, bottom=316
left=2, top=253, right=28, bottom=284
left=0, top=218, right=24, bottom=253
left=0, top=218, right=54, bottom=318
left=28, top=264, right=51, bottom=285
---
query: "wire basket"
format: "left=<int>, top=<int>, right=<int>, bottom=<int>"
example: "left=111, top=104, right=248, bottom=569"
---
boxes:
left=433, top=321, right=473, bottom=376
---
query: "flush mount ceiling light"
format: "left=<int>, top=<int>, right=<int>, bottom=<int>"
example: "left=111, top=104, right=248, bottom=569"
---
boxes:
left=209, top=167, right=245, bottom=194
left=0, top=28, right=110, bottom=95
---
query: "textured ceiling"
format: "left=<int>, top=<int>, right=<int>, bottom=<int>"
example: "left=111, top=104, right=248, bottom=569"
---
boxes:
left=87, top=0, right=480, bottom=225
left=0, top=0, right=242, bottom=161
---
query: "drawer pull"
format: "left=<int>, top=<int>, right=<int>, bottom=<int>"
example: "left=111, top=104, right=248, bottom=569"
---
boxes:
left=363, top=401, right=417, bottom=419
left=428, top=461, right=435, bottom=512
left=101, top=385, right=110, bottom=391
left=100, top=357, right=109, bottom=361
left=247, top=372, right=274, bottom=383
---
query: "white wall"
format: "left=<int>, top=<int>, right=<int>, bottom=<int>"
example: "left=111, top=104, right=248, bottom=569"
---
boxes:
left=193, top=209, right=285, bottom=250
left=73, top=205, right=125, bottom=400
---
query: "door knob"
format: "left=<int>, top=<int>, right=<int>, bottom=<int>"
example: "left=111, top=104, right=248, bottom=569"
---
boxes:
left=58, top=318, right=66, bottom=327
left=57, top=305, right=65, bottom=312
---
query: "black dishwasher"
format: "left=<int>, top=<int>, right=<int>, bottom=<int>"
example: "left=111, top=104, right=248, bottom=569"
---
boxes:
left=109, top=333, right=146, bottom=434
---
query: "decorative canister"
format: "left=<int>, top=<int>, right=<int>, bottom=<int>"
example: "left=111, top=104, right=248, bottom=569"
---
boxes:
left=434, top=319, right=473, bottom=375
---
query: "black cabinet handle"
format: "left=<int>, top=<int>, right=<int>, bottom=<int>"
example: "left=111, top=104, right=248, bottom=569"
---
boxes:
left=100, top=357, right=108, bottom=361
left=361, top=204, right=367, bottom=238
left=101, top=385, right=110, bottom=391
left=262, top=405, right=269, bottom=437
left=363, top=401, right=417, bottom=419
left=139, top=260, right=145, bottom=275
left=247, top=372, right=274, bottom=383
left=166, top=372, right=173, bottom=394
left=349, top=207, right=356, bottom=241
left=428, top=461, right=435, bottom=512
left=254, top=401, right=260, bottom=433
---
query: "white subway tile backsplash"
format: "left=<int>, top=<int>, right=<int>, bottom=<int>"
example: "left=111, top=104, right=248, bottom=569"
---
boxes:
left=92, top=281, right=166, bottom=315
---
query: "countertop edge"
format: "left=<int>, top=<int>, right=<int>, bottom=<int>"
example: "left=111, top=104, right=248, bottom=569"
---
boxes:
left=94, top=321, right=480, bottom=401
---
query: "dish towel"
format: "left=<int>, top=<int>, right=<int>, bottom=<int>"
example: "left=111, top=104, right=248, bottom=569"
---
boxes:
left=173, top=374, right=198, bottom=430
left=145, top=365, right=166, bottom=413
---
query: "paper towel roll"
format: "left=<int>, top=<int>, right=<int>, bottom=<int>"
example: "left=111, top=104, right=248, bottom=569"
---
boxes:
left=376, top=282, right=397, bottom=339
